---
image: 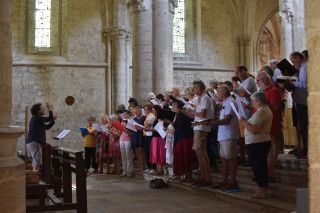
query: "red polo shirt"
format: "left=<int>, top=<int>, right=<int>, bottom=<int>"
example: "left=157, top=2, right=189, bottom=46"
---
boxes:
left=264, top=85, right=282, bottom=135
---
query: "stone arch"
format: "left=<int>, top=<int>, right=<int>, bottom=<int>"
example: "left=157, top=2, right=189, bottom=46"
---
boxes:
left=256, top=8, right=281, bottom=68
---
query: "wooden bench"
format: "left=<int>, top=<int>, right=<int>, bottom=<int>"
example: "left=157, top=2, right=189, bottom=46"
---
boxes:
left=26, top=147, right=87, bottom=213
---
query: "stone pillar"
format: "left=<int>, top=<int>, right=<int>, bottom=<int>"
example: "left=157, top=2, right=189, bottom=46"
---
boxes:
left=0, top=0, right=13, bottom=125
left=127, top=0, right=153, bottom=104
left=109, top=27, right=131, bottom=109
left=0, top=1, right=25, bottom=212
left=153, top=0, right=176, bottom=94
left=0, top=127, right=25, bottom=213
left=279, top=0, right=294, bottom=59
left=306, top=1, right=320, bottom=212
left=292, top=0, right=307, bottom=51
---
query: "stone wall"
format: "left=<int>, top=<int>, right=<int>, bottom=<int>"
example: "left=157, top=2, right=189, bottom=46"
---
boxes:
left=11, top=0, right=106, bottom=151
left=173, top=67, right=234, bottom=90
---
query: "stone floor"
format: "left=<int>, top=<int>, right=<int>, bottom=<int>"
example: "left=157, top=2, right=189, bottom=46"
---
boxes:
left=49, top=173, right=249, bottom=213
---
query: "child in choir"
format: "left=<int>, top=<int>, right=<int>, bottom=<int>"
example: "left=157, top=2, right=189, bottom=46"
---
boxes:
left=95, top=114, right=110, bottom=174
left=108, top=115, right=122, bottom=174
left=81, top=115, right=98, bottom=174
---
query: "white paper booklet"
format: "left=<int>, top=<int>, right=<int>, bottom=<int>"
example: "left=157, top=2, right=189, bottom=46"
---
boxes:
left=230, top=102, right=241, bottom=119
left=154, top=121, right=167, bottom=139
left=237, top=81, right=252, bottom=95
left=126, top=119, right=137, bottom=132
left=55, top=129, right=71, bottom=140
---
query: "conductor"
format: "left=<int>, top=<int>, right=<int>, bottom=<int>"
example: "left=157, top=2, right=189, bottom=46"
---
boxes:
left=26, top=103, right=57, bottom=171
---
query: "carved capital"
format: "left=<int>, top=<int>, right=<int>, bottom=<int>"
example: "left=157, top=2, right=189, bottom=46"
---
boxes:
left=279, top=0, right=294, bottom=24
left=169, top=0, right=178, bottom=14
left=126, top=0, right=151, bottom=13
left=237, top=36, right=251, bottom=45
left=102, top=27, right=131, bottom=40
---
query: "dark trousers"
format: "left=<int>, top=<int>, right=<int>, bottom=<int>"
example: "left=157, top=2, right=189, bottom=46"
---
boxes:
left=145, top=136, right=156, bottom=169
left=246, top=141, right=271, bottom=187
left=296, top=104, right=308, bottom=154
left=84, top=147, right=98, bottom=170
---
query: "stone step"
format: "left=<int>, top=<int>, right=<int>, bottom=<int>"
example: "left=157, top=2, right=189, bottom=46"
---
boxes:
left=277, top=155, right=308, bottom=171
left=215, top=165, right=307, bottom=187
left=211, top=173, right=297, bottom=202
left=176, top=182, right=295, bottom=213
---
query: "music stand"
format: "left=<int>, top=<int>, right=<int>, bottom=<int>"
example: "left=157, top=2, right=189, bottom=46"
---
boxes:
left=53, top=129, right=71, bottom=150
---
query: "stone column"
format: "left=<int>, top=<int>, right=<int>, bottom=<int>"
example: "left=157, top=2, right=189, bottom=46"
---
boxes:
left=127, top=0, right=153, bottom=104
left=153, top=0, right=176, bottom=94
left=0, top=1, right=25, bottom=212
left=109, top=27, right=131, bottom=109
left=0, top=0, right=13, bottom=125
left=279, top=0, right=294, bottom=59
left=306, top=1, right=320, bottom=212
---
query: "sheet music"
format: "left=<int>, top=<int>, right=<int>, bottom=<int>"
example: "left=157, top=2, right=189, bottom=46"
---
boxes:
left=56, top=129, right=71, bottom=140
left=150, top=99, right=160, bottom=106
left=276, top=76, right=298, bottom=81
left=126, top=120, right=137, bottom=132
left=179, top=98, right=195, bottom=110
left=93, top=123, right=100, bottom=131
left=230, top=102, right=241, bottom=119
left=154, top=121, right=167, bottom=139
left=127, top=119, right=144, bottom=130
left=231, top=92, right=249, bottom=105
left=100, top=125, right=109, bottom=133
left=237, top=81, right=252, bottom=95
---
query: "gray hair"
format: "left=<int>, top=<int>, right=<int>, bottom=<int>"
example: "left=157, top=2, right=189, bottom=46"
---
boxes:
left=217, top=85, right=230, bottom=96
left=209, top=79, right=218, bottom=85
left=250, top=91, right=267, bottom=104
left=193, top=80, right=206, bottom=91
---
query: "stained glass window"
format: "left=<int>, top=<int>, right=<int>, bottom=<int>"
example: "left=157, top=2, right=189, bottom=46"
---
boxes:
left=34, top=0, right=51, bottom=47
left=173, top=0, right=185, bottom=54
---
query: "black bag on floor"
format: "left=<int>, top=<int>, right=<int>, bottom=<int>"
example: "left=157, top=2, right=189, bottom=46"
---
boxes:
left=149, top=178, right=169, bottom=189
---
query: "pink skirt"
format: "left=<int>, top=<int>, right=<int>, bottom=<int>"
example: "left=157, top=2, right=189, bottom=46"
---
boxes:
left=149, top=137, right=166, bottom=165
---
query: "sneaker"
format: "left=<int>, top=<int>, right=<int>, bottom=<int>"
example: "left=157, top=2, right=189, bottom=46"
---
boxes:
left=127, top=173, right=135, bottom=178
left=120, top=173, right=127, bottom=177
left=143, top=169, right=150, bottom=173
left=148, top=169, right=156, bottom=175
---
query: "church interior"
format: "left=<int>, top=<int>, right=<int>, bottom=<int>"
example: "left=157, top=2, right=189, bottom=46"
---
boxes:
left=0, top=0, right=319, bottom=212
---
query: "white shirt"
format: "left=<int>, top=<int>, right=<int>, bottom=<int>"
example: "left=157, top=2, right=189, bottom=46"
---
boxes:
left=217, top=96, right=240, bottom=141
left=272, top=68, right=282, bottom=82
left=193, top=93, right=214, bottom=132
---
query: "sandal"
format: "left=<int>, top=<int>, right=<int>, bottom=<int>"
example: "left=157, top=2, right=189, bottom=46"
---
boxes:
left=211, top=182, right=228, bottom=189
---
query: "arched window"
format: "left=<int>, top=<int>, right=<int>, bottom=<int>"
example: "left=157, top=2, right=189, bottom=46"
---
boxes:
left=173, top=0, right=199, bottom=61
left=26, top=0, right=61, bottom=54
left=173, top=0, right=185, bottom=54
left=35, top=0, right=52, bottom=47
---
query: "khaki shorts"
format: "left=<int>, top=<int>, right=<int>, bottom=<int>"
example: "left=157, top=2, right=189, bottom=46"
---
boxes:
left=219, top=139, right=238, bottom=159
left=193, top=130, right=209, bottom=152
